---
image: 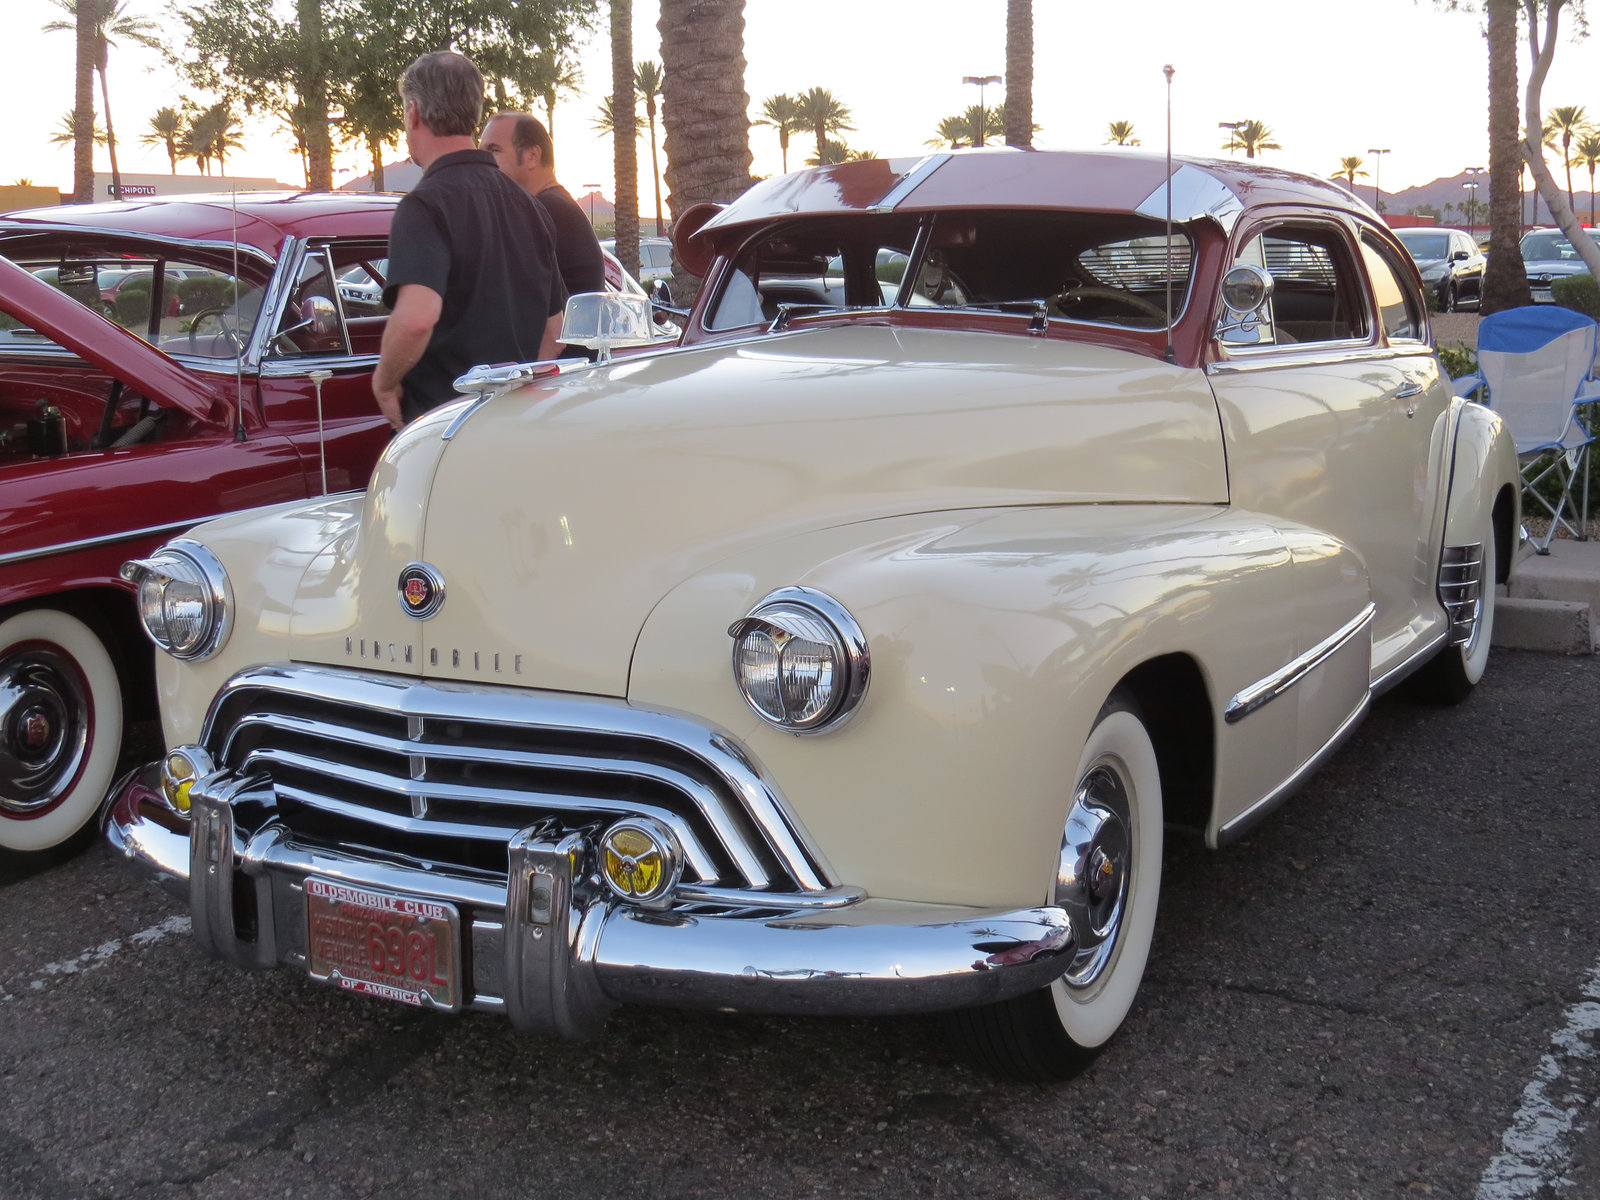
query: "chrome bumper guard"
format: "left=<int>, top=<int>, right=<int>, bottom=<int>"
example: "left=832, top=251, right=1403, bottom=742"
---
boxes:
left=104, top=764, right=1076, bottom=1035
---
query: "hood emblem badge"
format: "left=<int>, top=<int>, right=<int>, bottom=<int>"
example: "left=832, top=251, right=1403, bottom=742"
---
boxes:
left=398, top=563, right=446, bottom=620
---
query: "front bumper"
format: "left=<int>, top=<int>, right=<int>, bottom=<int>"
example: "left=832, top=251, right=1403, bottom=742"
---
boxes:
left=104, top=763, right=1075, bottom=1036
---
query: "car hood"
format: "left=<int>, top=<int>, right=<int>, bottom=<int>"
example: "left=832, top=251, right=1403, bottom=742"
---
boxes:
left=0, top=254, right=228, bottom=424
left=302, top=322, right=1229, bottom=697
left=1522, top=256, right=1593, bottom=276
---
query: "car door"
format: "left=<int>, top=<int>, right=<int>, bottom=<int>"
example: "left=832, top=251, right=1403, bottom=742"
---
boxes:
left=1207, top=217, right=1451, bottom=695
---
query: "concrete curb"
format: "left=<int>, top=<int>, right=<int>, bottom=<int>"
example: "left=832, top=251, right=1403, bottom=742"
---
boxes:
left=1492, top=595, right=1597, bottom=654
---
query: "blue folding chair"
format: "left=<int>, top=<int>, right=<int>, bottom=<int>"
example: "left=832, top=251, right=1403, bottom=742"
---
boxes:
left=1453, top=305, right=1600, bottom=553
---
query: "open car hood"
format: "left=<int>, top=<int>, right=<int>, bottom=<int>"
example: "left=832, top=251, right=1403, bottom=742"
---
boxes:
left=0, top=254, right=228, bottom=425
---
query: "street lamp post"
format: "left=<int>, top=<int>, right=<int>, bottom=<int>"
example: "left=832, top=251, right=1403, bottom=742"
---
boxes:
left=1218, top=120, right=1246, bottom=156
left=581, top=183, right=601, bottom=227
left=1367, top=148, right=1390, bottom=212
left=1463, top=166, right=1486, bottom=234
left=961, top=74, right=1002, bottom=147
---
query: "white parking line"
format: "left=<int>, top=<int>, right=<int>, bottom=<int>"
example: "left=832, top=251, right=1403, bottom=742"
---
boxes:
left=0, top=915, right=191, bottom=1005
left=1476, top=962, right=1600, bottom=1199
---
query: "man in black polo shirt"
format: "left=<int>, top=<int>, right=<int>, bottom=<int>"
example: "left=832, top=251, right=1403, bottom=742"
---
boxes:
left=373, top=52, right=567, bottom=428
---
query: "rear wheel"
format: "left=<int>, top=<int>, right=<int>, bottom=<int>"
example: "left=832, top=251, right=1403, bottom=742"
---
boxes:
left=0, top=608, right=124, bottom=853
left=947, top=694, right=1163, bottom=1081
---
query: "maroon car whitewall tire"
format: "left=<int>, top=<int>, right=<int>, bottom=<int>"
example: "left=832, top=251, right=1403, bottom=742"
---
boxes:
left=0, top=608, right=124, bottom=852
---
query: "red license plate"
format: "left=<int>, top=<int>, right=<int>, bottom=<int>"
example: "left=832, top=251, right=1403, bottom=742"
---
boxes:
left=304, top=878, right=460, bottom=1010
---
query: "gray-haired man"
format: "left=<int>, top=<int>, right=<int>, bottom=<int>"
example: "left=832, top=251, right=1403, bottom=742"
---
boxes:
left=373, top=52, right=566, bottom=427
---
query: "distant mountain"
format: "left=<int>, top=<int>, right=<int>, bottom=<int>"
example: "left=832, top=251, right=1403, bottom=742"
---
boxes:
left=1335, top=169, right=1600, bottom=229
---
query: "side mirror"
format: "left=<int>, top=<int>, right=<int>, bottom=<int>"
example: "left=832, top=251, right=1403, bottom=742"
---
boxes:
left=305, top=294, right=338, bottom=334
left=1451, top=249, right=1469, bottom=262
left=1215, top=263, right=1275, bottom=342
left=649, top=276, right=673, bottom=307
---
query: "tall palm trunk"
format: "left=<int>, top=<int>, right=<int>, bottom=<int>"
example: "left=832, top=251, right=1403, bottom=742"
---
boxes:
left=297, top=0, right=333, bottom=190
left=73, top=7, right=96, bottom=203
left=96, top=55, right=122, bottom=200
left=612, top=0, right=640, bottom=277
left=646, top=110, right=664, bottom=236
left=659, top=0, right=752, bottom=305
left=1483, top=0, right=1531, bottom=312
left=1004, top=0, right=1032, bottom=148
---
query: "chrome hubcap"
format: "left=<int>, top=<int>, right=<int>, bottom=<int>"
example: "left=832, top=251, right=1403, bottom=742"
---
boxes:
left=0, top=644, right=90, bottom=815
left=1055, top=764, right=1132, bottom=988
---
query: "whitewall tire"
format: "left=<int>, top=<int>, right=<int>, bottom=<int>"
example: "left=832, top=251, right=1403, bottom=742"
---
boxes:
left=0, top=608, right=124, bottom=853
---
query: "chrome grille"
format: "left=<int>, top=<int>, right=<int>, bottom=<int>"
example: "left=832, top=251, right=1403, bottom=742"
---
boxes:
left=1438, top=541, right=1485, bottom=646
left=200, top=664, right=833, bottom=895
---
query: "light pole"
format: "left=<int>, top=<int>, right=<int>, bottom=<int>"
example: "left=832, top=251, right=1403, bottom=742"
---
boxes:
left=1463, top=166, right=1486, bottom=234
left=1218, top=121, right=1246, bottom=156
left=1367, top=148, right=1390, bottom=212
left=962, top=74, right=1001, bottom=147
left=581, top=183, right=601, bottom=227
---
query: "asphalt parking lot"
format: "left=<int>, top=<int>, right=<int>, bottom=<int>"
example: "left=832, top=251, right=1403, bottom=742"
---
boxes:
left=3, top=649, right=1599, bottom=1199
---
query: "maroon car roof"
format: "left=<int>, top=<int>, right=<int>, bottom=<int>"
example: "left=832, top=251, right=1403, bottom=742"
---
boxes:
left=0, top=191, right=398, bottom=259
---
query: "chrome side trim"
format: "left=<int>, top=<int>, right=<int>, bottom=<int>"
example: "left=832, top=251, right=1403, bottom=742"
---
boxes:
left=868, top=153, right=952, bottom=213
left=1225, top=603, right=1375, bottom=724
left=0, top=515, right=240, bottom=568
left=1207, top=342, right=1390, bottom=374
left=1438, top=542, right=1485, bottom=647
left=1371, top=628, right=1448, bottom=696
left=1216, top=692, right=1370, bottom=847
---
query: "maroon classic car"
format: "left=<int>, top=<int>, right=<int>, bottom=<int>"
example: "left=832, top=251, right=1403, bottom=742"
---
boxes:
left=0, top=192, right=397, bottom=853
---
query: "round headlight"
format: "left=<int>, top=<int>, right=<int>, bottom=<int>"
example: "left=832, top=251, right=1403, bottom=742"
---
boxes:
left=121, top=540, right=232, bottom=661
left=727, top=587, right=869, bottom=733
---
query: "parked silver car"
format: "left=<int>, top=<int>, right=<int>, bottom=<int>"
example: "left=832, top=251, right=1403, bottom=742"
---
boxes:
left=1519, top=227, right=1600, bottom=302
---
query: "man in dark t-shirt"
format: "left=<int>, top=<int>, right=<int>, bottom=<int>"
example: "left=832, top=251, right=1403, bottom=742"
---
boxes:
left=479, top=111, right=606, bottom=359
left=373, top=53, right=567, bottom=427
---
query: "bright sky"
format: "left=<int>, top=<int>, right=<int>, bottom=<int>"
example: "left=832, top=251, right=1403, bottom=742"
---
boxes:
left=8, top=0, right=1600, bottom=205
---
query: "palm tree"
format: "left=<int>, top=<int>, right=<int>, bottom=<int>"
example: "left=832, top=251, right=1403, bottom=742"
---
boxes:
left=141, top=106, right=184, bottom=174
left=527, top=48, right=582, bottom=137
left=1481, top=0, right=1530, bottom=313
left=1331, top=156, right=1368, bottom=186
left=807, top=141, right=875, bottom=166
left=41, top=1, right=98, bottom=201
left=927, top=106, right=1002, bottom=149
left=636, top=60, right=665, bottom=236
left=1543, top=105, right=1588, bottom=213
left=794, top=87, right=852, bottom=163
left=183, top=102, right=243, bottom=177
left=755, top=93, right=804, bottom=174
left=1224, top=119, right=1280, bottom=159
left=1106, top=120, right=1139, bottom=147
left=611, top=0, right=640, bottom=275
left=1004, top=0, right=1032, bottom=147
left=50, top=108, right=106, bottom=147
left=659, top=0, right=753, bottom=303
left=44, top=1, right=160, bottom=202
left=1576, top=133, right=1600, bottom=228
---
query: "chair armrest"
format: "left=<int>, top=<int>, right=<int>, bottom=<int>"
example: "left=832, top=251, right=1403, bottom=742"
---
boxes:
left=1452, top=372, right=1485, bottom=399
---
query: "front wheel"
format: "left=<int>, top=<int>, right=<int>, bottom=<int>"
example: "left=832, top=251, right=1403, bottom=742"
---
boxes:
left=1441, top=281, right=1458, bottom=313
left=0, top=608, right=124, bottom=853
left=946, top=694, right=1163, bottom=1081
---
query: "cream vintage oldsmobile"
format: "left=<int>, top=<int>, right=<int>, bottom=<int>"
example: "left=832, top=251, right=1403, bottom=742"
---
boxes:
left=104, top=150, right=1519, bottom=1081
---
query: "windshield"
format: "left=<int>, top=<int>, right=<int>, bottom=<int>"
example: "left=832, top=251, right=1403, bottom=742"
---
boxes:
left=704, top=211, right=1192, bottom=332
left=1520, top=230, right=1600, bottom=261
left=1397, top=232, right=1449, bottom=260
left=0, top=250, right=266, bottom=360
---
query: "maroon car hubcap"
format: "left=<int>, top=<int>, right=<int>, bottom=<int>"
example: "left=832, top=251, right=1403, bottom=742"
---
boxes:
left=0, top=641, right=92, bottom=818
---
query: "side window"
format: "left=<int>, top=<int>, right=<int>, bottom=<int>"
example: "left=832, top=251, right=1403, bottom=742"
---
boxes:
left=1235, top=225, right=1365, bottom=346
left=1360, top=238, right=1425, bottom=343
left=267, top=242, right=388, bottom=359
left=705, top=224, right=916, bottom=330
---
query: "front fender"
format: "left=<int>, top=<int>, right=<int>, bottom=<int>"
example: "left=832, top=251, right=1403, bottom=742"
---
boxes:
left=628, top=504, right=1369, bottom=908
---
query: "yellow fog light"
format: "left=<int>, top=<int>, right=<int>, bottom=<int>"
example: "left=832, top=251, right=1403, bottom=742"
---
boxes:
left=599, top=817, right=682, bottom=910
left=160, top=745, right=213, bottom=814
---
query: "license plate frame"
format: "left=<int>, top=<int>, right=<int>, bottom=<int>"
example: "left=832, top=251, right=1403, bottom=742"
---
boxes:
left=304, top=877, right=461, bottom=1011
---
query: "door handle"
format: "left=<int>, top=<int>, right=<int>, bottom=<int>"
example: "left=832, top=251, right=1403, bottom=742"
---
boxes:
left=1396, top=380, right=1424, bottom=417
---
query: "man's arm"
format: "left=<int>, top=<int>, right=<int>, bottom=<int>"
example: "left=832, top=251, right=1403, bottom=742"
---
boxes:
left=539, top=311, right=564, bottom=362
left=372, top=284, right=443, bottom=428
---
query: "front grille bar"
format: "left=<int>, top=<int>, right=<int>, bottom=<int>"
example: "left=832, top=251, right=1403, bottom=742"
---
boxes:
left=201, top=664, right=835, bottom=893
